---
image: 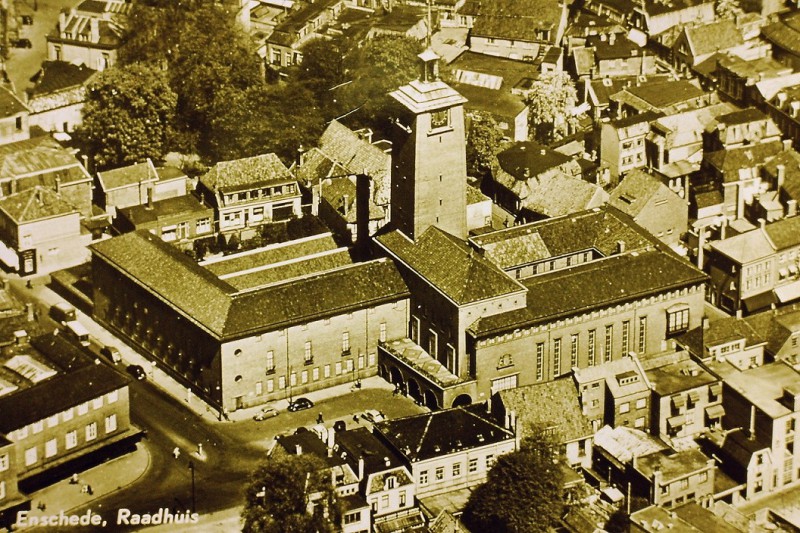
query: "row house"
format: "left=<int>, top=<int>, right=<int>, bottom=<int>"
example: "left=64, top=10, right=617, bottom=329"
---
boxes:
left=762, top=11, right=800, bottom=71
left=671, top=19, right=746, bottom=73
left=46, top=0, right=130, bottom=71
left=0, top=332, right=136, bottom=528
left=114, top=195, right=215, bottom=246
left=609, top=79, right=712, bottom=119
left=96, top=160, right=190, bottom=218
left=264, top=0, right=346, bottom=69
left=90, top=230, right=410, bottom=412
left=631, top=448, right=716, bottom=508
left=765, top=85, right=800, bottom=151
left=464, top=0, right=569, bottom=50
left=715, top=55, right=794, bottom=109
left=706, top=216, right=800, bottom=315
left=572, top=33, right=656, bottom=79
left=25, top=61, right=97, bottom=135
left=705, top=107, right=782, bottom=153
left=197, top=153, right=302, bottom=236
left=600, top=111, right=658, bottom=183
left=0, top=87, right=30, bottom=146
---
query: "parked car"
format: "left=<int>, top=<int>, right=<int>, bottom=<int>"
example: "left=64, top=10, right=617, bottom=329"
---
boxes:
left=253, top=405, right=279, bottom=421
left=126, top=364, right=146, bottom=381
left=10, top=38, right=32, bottom=48
left=100, top=345, right=122, bottom=364
left=361, top=409, right=386, bottom=424
left=288, top=397, right=314, bottom=412
left=50, top=302, right=77, bottom=324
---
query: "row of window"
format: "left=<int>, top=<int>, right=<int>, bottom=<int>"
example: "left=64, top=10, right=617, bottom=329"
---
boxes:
left=14, top=391, right=119, bottom=441
left=418, top=455, right=492, bottom=486
left=249, top=354, right=376, bottom=395
left=223, top=185, right=297, bottom=205
left=23, top=415, right=118, bottom=467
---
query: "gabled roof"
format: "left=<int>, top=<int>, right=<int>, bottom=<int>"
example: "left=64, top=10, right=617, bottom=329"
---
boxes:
left=743, top=311, right=792, bottom=357
left=762, top=10, right=800, bottom=56
left=0, top=86, right=29, bottom=119
left=472, top=15, right=553, bottom=40
left=27, top=61, right=97, bottom=97
left=709, top=228, right=774, bottom=263
left=763, top=215, right=800, bottom=250
left=705, top=141, right=784, bottom=179
left=501, top=171, right=608, bottom=219
left=318, top=120, right=390, bottom=181
left=450, top=50, right=537, bottom=90
left=593, top=425, right=668, bottom=464
left=376, top=226, right=526, bottom=305
left=609, top=169, right=674, bottom=218
left=200, top=153, right=294, bottom=193
left=764, top=149, right=800, bottom=201
left=466, top=0, right=563, bottom=29
left=498, top=378, right=593, bottom=443
left=0, top=135, right=89, bottom=182
left=611, top=79, right=706, bottom=112
left=497, top=141, right=571, bottom=178
left=0, top=186, right=78, bottom=223
left=374, top=405, right=514, bottom=462
left=678, top=316, right=766, bottom=359
left=684, top=19, right=743, bottom=57
left=96, top=159, right=157, bottom=192
left=116, top=194, right=212, bottom=226
left=634, top=448, right=711, bottom=482
left=450, top=81, right=527, bottom=118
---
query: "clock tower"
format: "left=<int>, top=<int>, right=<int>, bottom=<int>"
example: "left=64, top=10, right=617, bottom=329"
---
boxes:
left=389, top=49, right=468, bottom=241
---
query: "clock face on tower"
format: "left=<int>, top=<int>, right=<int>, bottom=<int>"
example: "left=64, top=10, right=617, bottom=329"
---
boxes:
left=431, top=109, right=450, bottom=129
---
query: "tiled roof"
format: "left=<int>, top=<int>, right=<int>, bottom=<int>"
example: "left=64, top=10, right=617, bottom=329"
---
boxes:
left=0, top=86, right=29, bottom=119
left=320, top=176, right=385, bottom=223
left=762, top=11, right=800, bottom=56
left=586, top=35, right=641, bottom=60
left=450, top=82, right=527, bottom=118
left=295, top=148, right=346, bottom=187
left=376, top=227, right=526, bottom=305
left=92, top=231, right=408, bottom=339
left=474, top=229, right=551, bottom=270
left=0, top=186, right=77, bottom=223
left=199, top=153, right=294, bottom=193
left=374, top=405, right=514, bottom=462
left=469, top=247, right=707, bottom=336
left=318, top=121, right=390, bottom=180
left=27, top=61, right=97, bottom=97
left=685, top=19, right=743, bottom=57
left=716, top=107, right=768, bottom=126
left=678, top=316, right=765, bottom=359
left=116, top=195, right=212, bottom=226
left=498, top=378, right=593, bottom=443
left=704, top=140, right=783, bottom=178
left=764, top=215, right=800, bottom=250
left=472, top=15, right=551, bottom=40
left=450, top=51, right=538, bottom=90
left=709, top=228, right=774, bottom=263
left=495, top=170, right=607, bottom=219
left=497, top=141, right=571, bottom=178
left=466, top=185, right=490, bottom=205
left=612, top=79, right=706, bottom=111
left=96, top=160, right=157, bottom=192
left=222, top=250, right=353, bottom=291
left=466, top=0, right=562, bottom=28
left=335, top=426, right=407, bottom=480
left=608, top=169, right=669, bottom=217
left=0, top=333, right=130, bottom=434
left=764, top=149, right=800, bottom=201
left=0, top=135, right=89, bottom=183
left=743, top=311, right=790, bottom=356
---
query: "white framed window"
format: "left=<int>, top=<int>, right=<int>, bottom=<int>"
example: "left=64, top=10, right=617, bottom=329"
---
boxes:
left=62, top=408, right=74, bottom=421
left=0, top=480, right=5, bottom=500
left=636, top=398, right=647, bottom=409
left=335, top=362, right=342, bottom=375
left=266, top=350, right=275, bottom=373
left=25, top=447, right=37, bottom=466
left=78, top=402, right=89, bottom=416
left=342, top=331, right=350, bottom=353
left=47, top=414, right=59, bottom=428
left=0, top=454, right=8, bottom=472
left=553, top=338, right=562, bottom=376
left=379, top=322, right=387, bottom=343
left=605, top=325, right=613, bottom=362
left=86, top=422, right=97, bottom=441
left=33, top=421, right=43, bottom=434
left=45, top=438, right=57, bottom=458
left=278, top=376, right=286, bottom=389
left=345, top=359, right=353, bottom=372
left=304, top=341, right=313, bottom=364
left=435, top=466, right=444, bottom=481
left=453, top=462, right=461, bottom=477
left=324, top=364, right=331, bottom=378
left=419, top=470, right=428, bottom=485
left=469, top=458, right=478, bottom=472
left=588, top=329, right=596, bottom=366
left=93, top=397, right=104, bottom=410
left=196, top=218, right=211, bottom=234
left=16, top=426, right=28, bottom=440
left=267, top=379, right=274, bottom=393
left=105, top=414, right=117, bottom=433
left=638, top=316, right=647, bottom=353
left=536, top=343, right=544, bottom=380
left=666, top=307, right=690, bottom=335
left=290, top=372, right=297, bottom=387
left=312, top=368, right=319, bottom=381
left=255, top=381, right=263, bottom=395
left=107, top=390, right=118, bottom=404
left=65, top=430, right=78, bottom=450
left=301, top=370, right=308, bottom=384
left=620, top=402, right=630, bottom=414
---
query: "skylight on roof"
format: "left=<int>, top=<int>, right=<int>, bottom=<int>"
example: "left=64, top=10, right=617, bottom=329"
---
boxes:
left=4, top=355, right=57, bottom=383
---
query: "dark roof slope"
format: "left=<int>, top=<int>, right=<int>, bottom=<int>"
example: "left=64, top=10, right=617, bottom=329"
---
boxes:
left=497, top=141, right=571, bottom=178
left=27, top=61, right=96, bottom=97
left=0, top=86, right=29, bottom=119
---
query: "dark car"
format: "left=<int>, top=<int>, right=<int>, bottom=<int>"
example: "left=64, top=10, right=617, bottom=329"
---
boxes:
left=126, top=364, right=146, bottom=381
left=10, top=38, right=32, bottom=49
left=21, top=15, right=34, bottom=25
left=100, top=345, right=122, bottom=364
left=288, top=397, right=314, bottom=412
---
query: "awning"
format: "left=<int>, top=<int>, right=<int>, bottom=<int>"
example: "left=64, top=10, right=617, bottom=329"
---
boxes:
left=742, top=291, right=777, bottom=312
left=705, top=404, right=725, bottom=419
left=774, top=280, right=800, bottom=303
left=667, top=415, right=685, bottom=428
left=709, top=382, right=722, bottom=396
left=672, top=395, right=686, bottom=408
left=688, top=390, right=701, bottom=403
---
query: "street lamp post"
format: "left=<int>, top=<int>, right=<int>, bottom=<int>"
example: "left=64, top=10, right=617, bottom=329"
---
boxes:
left=188, top=460, right=196, bottom=514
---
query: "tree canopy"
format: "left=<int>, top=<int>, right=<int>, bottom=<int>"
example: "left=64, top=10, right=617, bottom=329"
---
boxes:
left=78, top=63, right=177, bottom=170
left=523, top=72, right=579, bottom=144
left=462, top=428, right=565, bottom=533
left=241, top=453, right=339, bottom=533
left=466, top=112, right=507, bottom=179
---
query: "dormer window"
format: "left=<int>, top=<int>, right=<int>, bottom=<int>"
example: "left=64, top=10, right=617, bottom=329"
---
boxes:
left=386, top=475, right=396, bottom=490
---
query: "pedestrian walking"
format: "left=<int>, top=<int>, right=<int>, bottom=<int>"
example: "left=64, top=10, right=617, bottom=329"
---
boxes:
left=353, top=414, right=359, bottom=423
left=173, top=447, right=180, bottom=459
left=70, top=473, right=79, bottom=485
left=81, top=484, right=88, bottom=494
left=317, top=412, right=324, bottom=424
left=37, top=502, right=46, bottom=511
left=87, top=485, right=93, bottom=496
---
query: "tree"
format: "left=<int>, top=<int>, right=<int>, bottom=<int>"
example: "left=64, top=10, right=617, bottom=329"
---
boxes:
left=462, top=428, right=565, bottom=533
left=715, top=0, right=743, bottom=18
left=242, top=453, right=339, bottom=533
left=523, top=72, right=579, bottom=144
left=466, top=112, right=506, bottom=179
left=295, top=36, right=350, bottom=109
left=78, top=63, right=177, bottom=170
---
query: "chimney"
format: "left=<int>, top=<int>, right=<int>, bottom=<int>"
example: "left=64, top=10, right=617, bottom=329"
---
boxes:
left=90, top=18, right=100, bottom=43
left=759, top=218, right=766, bottom=229
left=146, top=188, right=154, bottom=210
left=14, top=329, right=28, bottom=345
left=609, top=33, right=616, bottom=45
left=327, top=426, right=335, bottom=454
left=486, top=395, right=492, bottom=414
left=383, top=456, right=390, bottom=467
left=25, top=303, right=34, bottom=323
left=358, top=456, right=365, bottom=480
left=616, top=240, right=626, bottom=254
left=342, top=194, right=349, bottom=216
left=749, top=405, right=756, bottom=439
left=295, top=444, right=303, bottom=455
left=55, top=177, right=62, bottom=193
left=58, top=10, right=67, bottom=35
left=788, top=199, right=797, bottom=217
left=777, top=164, right=786, bottom=189
left=720, top=217, right=728, bottom=240
left=702, top=316, right=710, bottom=330
left=784, top=139, right=793, bottom=152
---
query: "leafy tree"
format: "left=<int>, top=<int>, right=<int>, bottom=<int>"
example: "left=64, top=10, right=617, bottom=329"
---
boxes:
left=523, top=71, right=579, bottom=144
left=242, top=453, right=339, bottom=533
left=462, top=428, right=565, bottom=533
left=295, top=36, right=350, bottom=109
left=466, top=112, right=506, bottom=179
left=715, top=0, right=743, bottom=18
left=78, top=63, right=177, bottom=170
left=605, top=508, right=631, bottom=533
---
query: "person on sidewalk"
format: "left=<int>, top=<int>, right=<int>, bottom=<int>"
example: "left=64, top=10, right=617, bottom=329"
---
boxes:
left=173, top=447, right=180, bottom=459
left=87, top=485, right=93, bottom=496
left=317, top=413, right=324, bottom=424
left=70, top=473, right=79, bottom=485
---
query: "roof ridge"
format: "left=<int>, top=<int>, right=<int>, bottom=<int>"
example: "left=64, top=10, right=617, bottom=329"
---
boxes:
left=415, top=414, right=433, bottom=456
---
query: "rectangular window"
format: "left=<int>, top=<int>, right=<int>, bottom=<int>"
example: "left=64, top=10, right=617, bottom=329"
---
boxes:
left=86, top=422, right=97, bottom=441
left=428, top=330, right=438, bottom=358
left=255, top=381, right=263, bottom=395
left=588, top=329, right=596, bottom=366
left=667, top=308, right=690, bottom=335
left=469, top=458, right=478, bottom=472
left=420, top=470, right=429, bottom=485
left=25, top=447, right=37, bottom=466
left=622, top=320, right=630, bottom=354
left=436, top=466, right=444, bottom=481
left=290, top=372, right=297, bottom=386
left=324, top=364, right=331, bottom=378
left=605, top=325, right=613, bottom=362
left=78, top=402, right=89, bottom=416
left=335, top=362, right=342, bottom=375
left=105, top=414, right=117, bottom=433
left=267, top=379, right=274, bottom=393
left=453, top=462, right=461, bottom=477
left=486, top=454, right=496, bottom=468
left=278, top=376, right=286, bottom=389
left=304, top=341, right=313, bottom=364
left=0, top=480, right=4, bottom=500
left=638, top=316, right=647, bottom=353
left=536, top=342, right=544, bottom=380
left=379, top=322, right=387, bottom=343
left=553, top=338, right=562, bottom=376
left=47, top=414, right=59, bottom=428
left=571, top=334, right=579, bottom=368
left=66, top=430, right=77, bottom=450
left=33, top=421, right=43, bottom=434
left=45, top=438, right=57, bottom=458
left=266, top=350, right=275, bottom=373
left=107, top=390, right=119, bottom=404
left=400, top=491, right=407, bottom=506
left=344, top=511, right=360, bottom=525
left=196, top=218, right=211, bottom=234
left=93, top=397, right=104, bottom=410
left=620, top=402, right=630, bottom=414
left=0, top=454, right=8, bottom=472
left=345, top=359, right=354, bottom=372
left=342, top=331, right=350, bottom=354
left=636, top=398, right=647, bottom=409
left=301, top=370, right=308, bottom=384
left=312, top=368, right=319, bottom=381
left=16, top=426, right=27, bottom=440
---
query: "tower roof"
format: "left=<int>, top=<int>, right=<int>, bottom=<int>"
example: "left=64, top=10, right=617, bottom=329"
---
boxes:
left=389, top=79, right=467, bottom=114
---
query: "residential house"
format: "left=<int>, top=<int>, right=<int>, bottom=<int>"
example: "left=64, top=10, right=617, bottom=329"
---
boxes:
left=363, top=6, right=430, bottom=42
left=448, top=50, right=538, bottom=93
left=608, top=169, right=688, bottom=249
left=46, top=0, right=131, bottom=71
left=373, top=406, right=516, bottom=503
left=197, top=153, right=302, bottom=236
left=743, top=306, right=800, bottom=366
left=762, top=11, right=800, bottom=71
left=716, top=55, right=794, bottom=108
left=95, top=160, right=190, bottom=218
left=0, top=332, right=136, bottom=513
left=610, top=79, right=712, bottom=118
left=678, top=315, right=767, bottom=378
left=762, top=149, right=800, bottom=218
left=705, top=108, right=782, bottom=152
left=0, top=187, right=90, bottom=275
left=583, top=76, right=671, bottom=122
left=591, top=424, right=669, bottom=490
left=720, top=362, right=800, bottom=498
left=25, top=62, right=96, bottom=135
left=577, top=33, right=656, bottom=79
left=601, top=112, right=659, bottom=183
left=114, top=195, right=215, bottom=246
left=466, top=0, right=569, bottom=52
left=0, top=135, right=93, bottom=218
left=451, top=82, right=529, bottom=142
left=574, top=354, right=653, bottom=432
left=705, top=216, right=800, bottom=314
left=642, top=350, right=723, bottom=441
left=707, top=427, right=773, bottom=502
left=494, top=379, right=594, bottom=469
left=0, top=87, right=29, bottom=146
left=90, top=230, right=410, bottom=412
left=671, top=19, right=745, bottom=73
left=764, top=85, right=800, bottom=151
left=630, top=503, right=746, bottom=533
left=631, top=449, right=716, bottom=508
left=263, top=0, right=347, bottom=69
left=466, top=185, right=491, bottom=231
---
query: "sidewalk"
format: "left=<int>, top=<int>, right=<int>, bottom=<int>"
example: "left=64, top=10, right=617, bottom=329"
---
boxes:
left=23, top=443, right=150, bottom=521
